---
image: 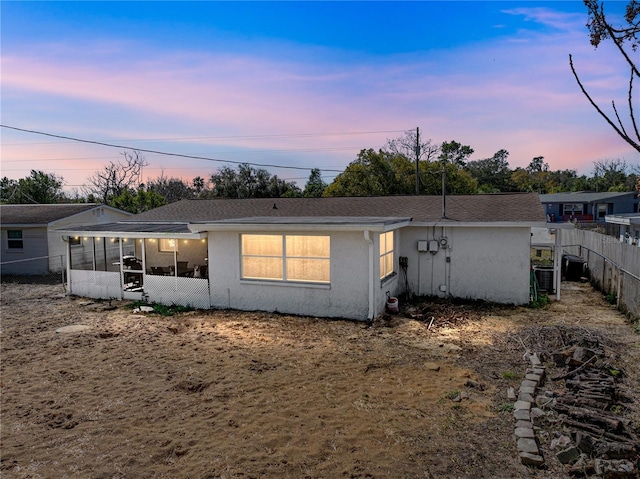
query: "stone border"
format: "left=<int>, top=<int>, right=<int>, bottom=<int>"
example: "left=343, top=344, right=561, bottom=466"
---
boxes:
left=513, top=352, right=546, bottom=467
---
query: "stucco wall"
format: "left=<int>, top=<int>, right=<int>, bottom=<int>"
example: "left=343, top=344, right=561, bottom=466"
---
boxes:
left=207, top=230, right=371, bottom=320
left=399, top=226, right=531, bottom=304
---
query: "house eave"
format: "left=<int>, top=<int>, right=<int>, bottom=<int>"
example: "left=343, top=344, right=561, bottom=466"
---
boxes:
left=188, top=217, right=413, bottom=233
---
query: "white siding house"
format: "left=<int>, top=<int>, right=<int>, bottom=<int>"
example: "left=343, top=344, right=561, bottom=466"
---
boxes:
left=58, top=194, right=546, bottom=320
left=0, top=204, right=132, bottom=275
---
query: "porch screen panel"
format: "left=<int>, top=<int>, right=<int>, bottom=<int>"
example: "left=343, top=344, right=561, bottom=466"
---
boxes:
left=286, top=235, right=330, bottom=283
left=242, top=235, right=284, bottom=280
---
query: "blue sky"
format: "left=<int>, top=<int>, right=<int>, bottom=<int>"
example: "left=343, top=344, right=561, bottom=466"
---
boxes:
left=1, top=1, right=637, bottom=192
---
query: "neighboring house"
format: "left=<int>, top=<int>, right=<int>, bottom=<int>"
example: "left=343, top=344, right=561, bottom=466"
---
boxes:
left=540, top=191, right=639, bottom=223
left=0, top=204, right=132, bottom=275
left=605, top=213, right=640, bottom=246
left=57, top=194, right=546, bottom=321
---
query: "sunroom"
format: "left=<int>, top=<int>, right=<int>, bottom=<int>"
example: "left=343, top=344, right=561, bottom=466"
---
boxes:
left=59, top=223, right=210, bottom=308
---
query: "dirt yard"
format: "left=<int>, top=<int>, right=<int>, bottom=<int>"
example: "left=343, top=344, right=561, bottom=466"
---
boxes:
left=1, top=281, right=638, bottom=479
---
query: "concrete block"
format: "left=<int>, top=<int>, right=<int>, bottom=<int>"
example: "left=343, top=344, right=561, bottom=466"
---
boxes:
left=518, top=392, right=534, bottom=403
left=519, top=386, right=536, bottom=395
left=515, top=420, right=533, bottom=429
left=513, top=409, right=530, bottom=421
left=517, top=438, right=539, bottom=455
left=521, top=380, right=537, bottom=388
left=514, top=400, right=531, bottom=411
left=519, top=452, right=544, bottom=467
left=515, top=427, right=536, bottom=439
left=525, top=373, right=541, bottom=383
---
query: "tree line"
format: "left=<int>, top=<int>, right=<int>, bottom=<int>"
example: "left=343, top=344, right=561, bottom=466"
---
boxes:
left=1, top=133, right=638, bottom=213
left=2, top=1, right=639, bottom=213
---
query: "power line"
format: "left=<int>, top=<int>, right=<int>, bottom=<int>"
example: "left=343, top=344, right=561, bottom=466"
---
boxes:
left=2, top=129, right=408, bottom=146
left=0, top=124, right=353, bottom=173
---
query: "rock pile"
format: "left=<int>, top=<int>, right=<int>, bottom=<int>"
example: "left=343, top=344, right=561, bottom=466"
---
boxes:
left=546, top=339, right=639, bottom=477
left=511, top=333, right=639, bottom=477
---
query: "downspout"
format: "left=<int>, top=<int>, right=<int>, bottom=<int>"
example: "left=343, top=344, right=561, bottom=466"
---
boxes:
left=364, top=230, right=375, bottom=321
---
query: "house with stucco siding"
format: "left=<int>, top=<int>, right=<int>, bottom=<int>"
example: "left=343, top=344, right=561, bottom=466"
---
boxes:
left=57, top=193, right=546, bottom=321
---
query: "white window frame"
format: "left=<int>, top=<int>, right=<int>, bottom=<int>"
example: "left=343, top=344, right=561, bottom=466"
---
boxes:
left=563, top=203, right=583, bottom=215
left=380, top=231, right=394, bottom=280
left=7, top=230, right=23, bottom=250
left=241, top=234, right=330, bottom=284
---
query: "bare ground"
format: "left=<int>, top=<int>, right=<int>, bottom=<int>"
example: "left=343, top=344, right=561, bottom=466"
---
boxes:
left=1, top=281, right=638, bottom=479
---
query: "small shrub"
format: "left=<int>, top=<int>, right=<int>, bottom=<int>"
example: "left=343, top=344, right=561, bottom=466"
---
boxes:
left=529, top=294, right=549, bottom=309
left=605, top=292, right=617, bottom=305
left=445, top=390, right=461, bottom=400
left=501, top=371, right=518, bottom=380
left=496, top=402, right=514, bottom=413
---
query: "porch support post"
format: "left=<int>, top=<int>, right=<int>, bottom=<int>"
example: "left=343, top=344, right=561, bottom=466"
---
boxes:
left=554, top=228, right=562, bottom=301
left=65, top=237, right=72, bottom=294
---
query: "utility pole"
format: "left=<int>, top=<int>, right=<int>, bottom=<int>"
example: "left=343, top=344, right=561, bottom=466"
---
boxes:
left=441, top=160, right=447, bottom=219
left=415, top=127, right=420, bottom=195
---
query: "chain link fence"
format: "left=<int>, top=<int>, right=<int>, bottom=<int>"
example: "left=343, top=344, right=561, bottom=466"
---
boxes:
left=0, top=255, right=66, bottom=285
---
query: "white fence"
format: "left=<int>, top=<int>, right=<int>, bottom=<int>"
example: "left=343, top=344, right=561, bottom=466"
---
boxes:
left=562, top=229, right=640, bottom=320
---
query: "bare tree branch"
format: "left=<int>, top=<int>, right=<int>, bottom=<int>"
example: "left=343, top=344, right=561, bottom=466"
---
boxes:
left=570, top=54, right=640, bottom=153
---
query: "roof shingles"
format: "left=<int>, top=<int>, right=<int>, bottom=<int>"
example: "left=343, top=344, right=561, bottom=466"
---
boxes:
left=127, top=194, right=545, bottom=224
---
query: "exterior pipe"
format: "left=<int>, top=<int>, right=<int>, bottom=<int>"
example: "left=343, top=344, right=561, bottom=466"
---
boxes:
left=364, top=230, right=375, bottom=321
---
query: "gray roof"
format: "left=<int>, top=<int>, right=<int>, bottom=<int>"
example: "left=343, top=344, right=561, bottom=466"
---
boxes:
left=0, top=204, right=104, bottom=225
left=126, top=193, right=545, bottom=224
left=539, top=191, right=635, bottom=203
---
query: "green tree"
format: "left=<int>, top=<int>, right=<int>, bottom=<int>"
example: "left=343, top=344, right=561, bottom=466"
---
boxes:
left=419, top=161, right=478, bottom=195
left=110, top=185, right=166, bottom=214
left=592, top=158, right=630, bottom=191
left=1, top=170, right=65, bottom=204
left=147, top=175, right=193, bottom=203
left=302, top=168, right=327, bottom=197
left=465, top=149, right=513, bottom=192
left=323, top=149, right=414, bottom=197
left=438, top=140, right=474, bottom=167
left=570, top=0, right=640, bottom=152
left=209, top=164, right=300, bottom=198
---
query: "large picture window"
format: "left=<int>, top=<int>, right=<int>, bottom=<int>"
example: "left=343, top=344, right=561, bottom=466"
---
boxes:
left=7, top=230, right=23, bottom=249
left=241, top=234, right=330, bottom=283
left=380, top=231, right=394, bottom=279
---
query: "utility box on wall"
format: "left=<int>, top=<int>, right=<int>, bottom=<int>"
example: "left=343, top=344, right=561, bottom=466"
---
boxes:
left=417, top=240, right=440, bottom=252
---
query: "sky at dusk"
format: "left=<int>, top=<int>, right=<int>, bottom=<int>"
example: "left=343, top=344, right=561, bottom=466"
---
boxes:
left=1, top=1, right=638, bottom=193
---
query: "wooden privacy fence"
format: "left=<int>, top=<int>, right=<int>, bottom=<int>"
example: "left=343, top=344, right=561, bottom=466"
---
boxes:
left=562, top=229, right=640, bottom=320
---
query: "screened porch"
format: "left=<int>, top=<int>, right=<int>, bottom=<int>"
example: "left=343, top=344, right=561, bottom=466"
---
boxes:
left=64, top=226, right=210, bottom=309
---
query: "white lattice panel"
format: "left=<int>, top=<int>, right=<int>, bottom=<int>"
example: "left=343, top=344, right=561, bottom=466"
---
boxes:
left=70, top=270, right=121, bottom=300
left=145, top=275, right=210, bottom=309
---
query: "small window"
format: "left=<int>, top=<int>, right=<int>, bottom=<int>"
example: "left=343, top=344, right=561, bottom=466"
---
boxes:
left=159, top=239, right=178, bottom=252
left=69, top=236, right=82, bottom=247
left=380, top=231, right=394, bottom=279
left=7, top=230, right=23, bottom=249
left=241, top=234, right=330, bottom=283
left=597, top=204, right=608, bottom=219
